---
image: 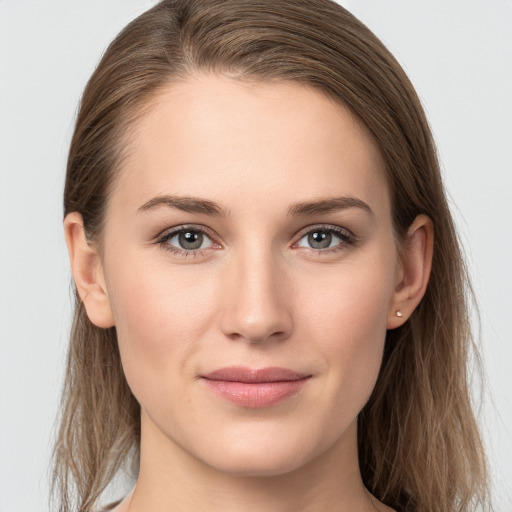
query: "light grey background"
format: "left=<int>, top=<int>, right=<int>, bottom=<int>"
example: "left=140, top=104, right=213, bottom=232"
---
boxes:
left=0, top=1, right=510, bottom=511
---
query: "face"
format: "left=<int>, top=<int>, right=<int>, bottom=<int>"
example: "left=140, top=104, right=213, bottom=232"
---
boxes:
left=99, top=74, right=401, bottom=476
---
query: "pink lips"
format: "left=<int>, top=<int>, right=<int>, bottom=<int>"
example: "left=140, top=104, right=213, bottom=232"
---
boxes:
left=201, top=367, right=310, bottom=408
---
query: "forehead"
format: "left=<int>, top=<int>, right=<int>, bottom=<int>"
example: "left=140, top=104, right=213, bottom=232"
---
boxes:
left=110, top=73, right=388, bottom=216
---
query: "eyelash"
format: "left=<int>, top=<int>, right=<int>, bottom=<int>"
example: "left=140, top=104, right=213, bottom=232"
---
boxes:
left=294, top=224, right=357, bottom=255
left=154, top=224, right=357, bottom=258
left=155, top=225, right=218, bottom=258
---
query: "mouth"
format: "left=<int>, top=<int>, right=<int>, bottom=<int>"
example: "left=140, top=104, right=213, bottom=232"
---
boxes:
left=200, top=366, right=311, bottom=408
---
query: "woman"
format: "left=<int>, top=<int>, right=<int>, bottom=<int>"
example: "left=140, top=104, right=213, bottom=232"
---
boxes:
left=51, top=1, right=489, bottom=511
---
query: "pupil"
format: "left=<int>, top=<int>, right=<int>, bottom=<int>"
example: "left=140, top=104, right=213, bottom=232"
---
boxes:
left=179, top=231, right=203, bottom=250
left=308, top=231, right=331, bottom=249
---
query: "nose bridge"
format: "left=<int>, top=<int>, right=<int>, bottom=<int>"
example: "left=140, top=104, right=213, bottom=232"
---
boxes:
left=220, top=241, right=292, bottom=343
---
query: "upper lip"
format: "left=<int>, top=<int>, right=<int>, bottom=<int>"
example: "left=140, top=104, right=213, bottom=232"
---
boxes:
left=201, top=366, right=310, bottom=383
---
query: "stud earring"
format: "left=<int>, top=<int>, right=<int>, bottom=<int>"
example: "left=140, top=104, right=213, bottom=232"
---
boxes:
left=395, top=310, right=404, bottom=317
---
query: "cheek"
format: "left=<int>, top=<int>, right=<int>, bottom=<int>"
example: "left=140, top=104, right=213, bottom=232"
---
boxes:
left=104, top=257, right=218, bottom=401
left=303, top=250, right=395, bottom=335
left=299, top=255, right=395, bottom=405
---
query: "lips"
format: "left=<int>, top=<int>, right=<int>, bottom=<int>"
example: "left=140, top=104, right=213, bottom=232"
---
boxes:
left=200, top=366, right=311, bottom=408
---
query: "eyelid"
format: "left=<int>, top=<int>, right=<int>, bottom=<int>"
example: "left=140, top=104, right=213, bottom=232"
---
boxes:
left=155, top=223, right=218, bottom=242
left=294, top=223, right=355, bottom=239
left=292, top=224, right=357, bottom=251
left=154, top=224, right=221, bottom=257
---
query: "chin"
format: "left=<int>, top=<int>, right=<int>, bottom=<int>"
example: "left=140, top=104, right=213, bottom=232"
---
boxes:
left=193, top=430, right=324, bottom=478
left=207, top=452, right=308, bottom=478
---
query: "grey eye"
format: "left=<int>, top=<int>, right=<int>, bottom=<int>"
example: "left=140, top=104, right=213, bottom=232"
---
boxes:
left=297, top=229, right=346, bottom=250
left=307, top=231, right=332, bottom=249
left=167, top=230, right=212, bottom=250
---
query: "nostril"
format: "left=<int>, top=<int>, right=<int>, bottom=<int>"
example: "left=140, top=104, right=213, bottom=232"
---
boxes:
left=222, top=315, right=292, bottom=344
left=245, top=330, right=287, bottom=344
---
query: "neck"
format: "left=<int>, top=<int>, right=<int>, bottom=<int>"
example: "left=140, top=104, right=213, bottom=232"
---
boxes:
left=122, top=413, right=384, bottom=512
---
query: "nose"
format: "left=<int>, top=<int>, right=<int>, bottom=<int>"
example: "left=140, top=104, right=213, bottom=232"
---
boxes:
left=219, top=247, right=293, bottom=344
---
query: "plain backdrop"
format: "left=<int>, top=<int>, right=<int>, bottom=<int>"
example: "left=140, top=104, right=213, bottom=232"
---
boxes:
left=0, top=1, right=511, bottom=511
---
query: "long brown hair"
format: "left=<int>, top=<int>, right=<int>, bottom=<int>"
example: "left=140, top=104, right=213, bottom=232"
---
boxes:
left=52, top=1, right=489, bottom=510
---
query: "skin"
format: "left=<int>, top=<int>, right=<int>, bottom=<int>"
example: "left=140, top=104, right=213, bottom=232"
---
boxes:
left=65, top=74, right=433, bottom=512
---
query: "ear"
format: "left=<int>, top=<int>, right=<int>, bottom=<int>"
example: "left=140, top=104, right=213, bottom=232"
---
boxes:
left=64, top=212, right=115, bottom=328
left=387, top=214, right=434, bottom=329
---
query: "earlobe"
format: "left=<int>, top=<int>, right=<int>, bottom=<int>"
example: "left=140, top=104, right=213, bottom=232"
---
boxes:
left=387, top=214, right=434, bottom=329
left=64, top=212, right=115, bottom=328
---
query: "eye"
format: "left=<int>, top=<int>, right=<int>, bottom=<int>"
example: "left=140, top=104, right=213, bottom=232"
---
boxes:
left=156, top=226, right=217, bottom=255
left=296, top=226, right=355, bottom=251
left=168, top=229, right=210, bottom=250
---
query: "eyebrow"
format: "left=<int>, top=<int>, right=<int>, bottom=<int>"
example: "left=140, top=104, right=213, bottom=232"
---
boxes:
left=137, top=195, right=230, bottom=217
left=137, top=194, right=373, bottom=218
left=287, top=196, right=374, bottom=218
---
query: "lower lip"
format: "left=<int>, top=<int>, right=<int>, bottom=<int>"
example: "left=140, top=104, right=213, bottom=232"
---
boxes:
left=201, top=378, right=309, bottom=408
